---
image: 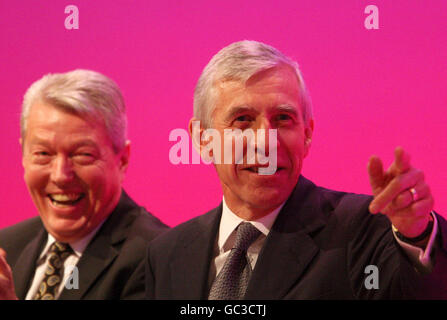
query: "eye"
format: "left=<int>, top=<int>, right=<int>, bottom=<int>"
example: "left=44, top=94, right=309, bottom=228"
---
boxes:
left=35, top=151, right=50, bottom=156
left=32, top=150, right=52, bottom=158
left=276, top=114, right=292, bottom=121
left=234, top=115, right=252, bottom=122
left=73, top=152, right=96, bottom=164
left=31, top=151, right=52, bottom=164
left=274, top=113, right=296, bottom=126
left=75, top=153, right=94, bottom=159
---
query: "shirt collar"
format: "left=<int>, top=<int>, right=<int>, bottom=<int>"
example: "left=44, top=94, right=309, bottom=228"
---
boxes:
left=218, top=197, right=285, bottom=251
left=39, top=221, right=105, bottom=261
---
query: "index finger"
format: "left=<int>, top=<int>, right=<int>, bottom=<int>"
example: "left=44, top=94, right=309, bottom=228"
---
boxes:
left=389, top=146, right=411, bottom=175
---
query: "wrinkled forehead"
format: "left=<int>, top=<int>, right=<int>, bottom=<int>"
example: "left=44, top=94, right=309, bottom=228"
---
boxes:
left=25, top=101, right=105, bottom=132
left=214, top=63, right=299, bottom=89
left=212, top=66, right=302, bottom=114
left=246, top=64, right=300, bottom=87
left=23, top=102, right=107, bottom=143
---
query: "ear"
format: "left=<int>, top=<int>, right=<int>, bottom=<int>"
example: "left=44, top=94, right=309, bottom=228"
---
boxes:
left=19, top=138, right=26, bottom=168
left=188, top=117, right=207, bottom=153
left=303, top=119, right=314, bottom=158
left=118, top=140, right=131, bottom=177
left=189, top=118, right=200, bottom=153
left=189, top=117, right=215, bottom=162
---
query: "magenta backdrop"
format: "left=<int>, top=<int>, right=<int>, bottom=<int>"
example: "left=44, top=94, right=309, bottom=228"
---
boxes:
left=1, top=1, right=446, bottom=228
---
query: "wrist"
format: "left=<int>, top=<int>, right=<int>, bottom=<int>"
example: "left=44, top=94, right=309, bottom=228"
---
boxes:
left=392, top=214, right=434, bottom=244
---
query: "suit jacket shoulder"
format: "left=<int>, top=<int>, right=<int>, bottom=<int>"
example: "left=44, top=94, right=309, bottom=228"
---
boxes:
left=0, top=217, right=45, bottom=266
left=146, top=205, right=221, bottom=299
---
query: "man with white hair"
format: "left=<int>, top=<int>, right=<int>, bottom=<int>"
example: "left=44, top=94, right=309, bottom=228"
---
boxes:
left=0, top=69, right=168, bottom=300
left=145, top=40, right=447, bottom=299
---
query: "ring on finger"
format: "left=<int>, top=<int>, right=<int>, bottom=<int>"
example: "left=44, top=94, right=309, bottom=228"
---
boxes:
left=409, top=187, right=420, bottom=202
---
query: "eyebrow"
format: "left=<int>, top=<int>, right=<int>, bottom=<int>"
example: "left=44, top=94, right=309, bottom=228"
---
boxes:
left=28, top=137, right=99, bottom=149
left=27, top=137, right=51, bottom=147
left=275, top=104, right=299, bottom=116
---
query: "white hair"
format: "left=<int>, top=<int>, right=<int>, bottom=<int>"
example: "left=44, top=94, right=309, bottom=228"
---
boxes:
left=21, top=69, right=127, bottom=152
left=194, top=40, right=313, bottom=128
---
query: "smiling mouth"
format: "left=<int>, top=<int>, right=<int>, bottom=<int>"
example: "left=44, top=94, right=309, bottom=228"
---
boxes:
left=48, top=193, right=85, bottom=207
left=244, top=167, right=284, bottom=174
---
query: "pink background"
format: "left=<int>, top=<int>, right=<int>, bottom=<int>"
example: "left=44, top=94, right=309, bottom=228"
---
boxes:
left=0, top=1, right=446, bottom=228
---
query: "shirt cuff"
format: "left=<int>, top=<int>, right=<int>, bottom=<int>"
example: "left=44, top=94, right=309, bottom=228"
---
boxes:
left=392, top=211, right=438, bottom=272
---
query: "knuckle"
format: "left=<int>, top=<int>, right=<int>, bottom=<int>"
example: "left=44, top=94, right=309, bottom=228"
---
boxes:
left=390, top=177, right=402, bottom=191
left=393, top=193, right=406, bottom=208
left=416, top=169, right=425, bottom=181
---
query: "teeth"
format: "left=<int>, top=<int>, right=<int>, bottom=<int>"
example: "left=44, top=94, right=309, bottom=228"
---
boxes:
left=247, top=167, right=282, bottom=174
left=50, top=194, right=82, bottom=202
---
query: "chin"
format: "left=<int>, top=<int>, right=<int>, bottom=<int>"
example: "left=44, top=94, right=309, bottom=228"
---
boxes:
left=45, top=220, right=88, bottom=241
left=246, top=190, right=290, bottom=211
left=47, top=229, right=79, bottom=242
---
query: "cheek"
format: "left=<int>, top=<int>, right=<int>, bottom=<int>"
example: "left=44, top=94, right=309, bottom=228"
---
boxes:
left=215, top=164, right=237, bottom=184
left=82, top=165, right=121, bottom=199
left=79, top=168, right=106, bottom=193
left=283, top=130, right=307, bottom=154
left=24, top=166, right=48, bottom=192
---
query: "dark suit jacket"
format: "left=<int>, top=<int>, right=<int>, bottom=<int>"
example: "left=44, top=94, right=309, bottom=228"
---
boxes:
left=145, top=176, right=447, bottom=299
left=0, top=190, right=168, bottom=300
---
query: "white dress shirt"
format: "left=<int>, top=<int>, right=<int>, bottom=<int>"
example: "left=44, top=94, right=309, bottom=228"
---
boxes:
left=208, top=198, right=284, bottom=289
left=208, top=197, right=439, bottom=289
left=25, top=223, right=104, bottom=300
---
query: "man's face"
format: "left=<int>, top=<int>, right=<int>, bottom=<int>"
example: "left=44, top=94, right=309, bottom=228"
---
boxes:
left=21, top=102, right=129, bottom=242
left=206, top=65, right=313, bottom=219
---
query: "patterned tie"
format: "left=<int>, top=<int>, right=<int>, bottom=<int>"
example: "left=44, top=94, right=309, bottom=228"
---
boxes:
left=34, top=241, right=73, bottom=300
left=209, top=222, right=261, bottom=300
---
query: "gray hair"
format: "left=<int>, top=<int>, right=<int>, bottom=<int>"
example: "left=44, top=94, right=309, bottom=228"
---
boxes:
left=193, top=40, right=313, bottom=128
left=21, top=69, right=127, bottom=152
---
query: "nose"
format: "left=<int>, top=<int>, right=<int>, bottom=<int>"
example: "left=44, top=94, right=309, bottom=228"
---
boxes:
left=50, top=155, right=75, bottom=186
left=255, top=118, right=279, bottom=154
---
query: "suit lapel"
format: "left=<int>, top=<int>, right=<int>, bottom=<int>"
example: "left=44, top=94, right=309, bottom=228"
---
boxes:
left=58, top=233, right=119, bottom=299
left=245, top=176, right=327, bottom=299
left=169, top=205, right=222, bottom=299
left=13, top=229, right=47, bottom=300
left=59, top=192, right=135, bottom=300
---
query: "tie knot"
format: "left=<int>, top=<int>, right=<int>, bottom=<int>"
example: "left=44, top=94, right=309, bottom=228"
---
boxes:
left=233, top=222, right=261, bottom=252
left=49, top=241, right=72, bottom=256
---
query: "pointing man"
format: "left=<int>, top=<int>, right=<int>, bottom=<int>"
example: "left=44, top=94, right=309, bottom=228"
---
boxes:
left=146, top=40, right=446, bottom=299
